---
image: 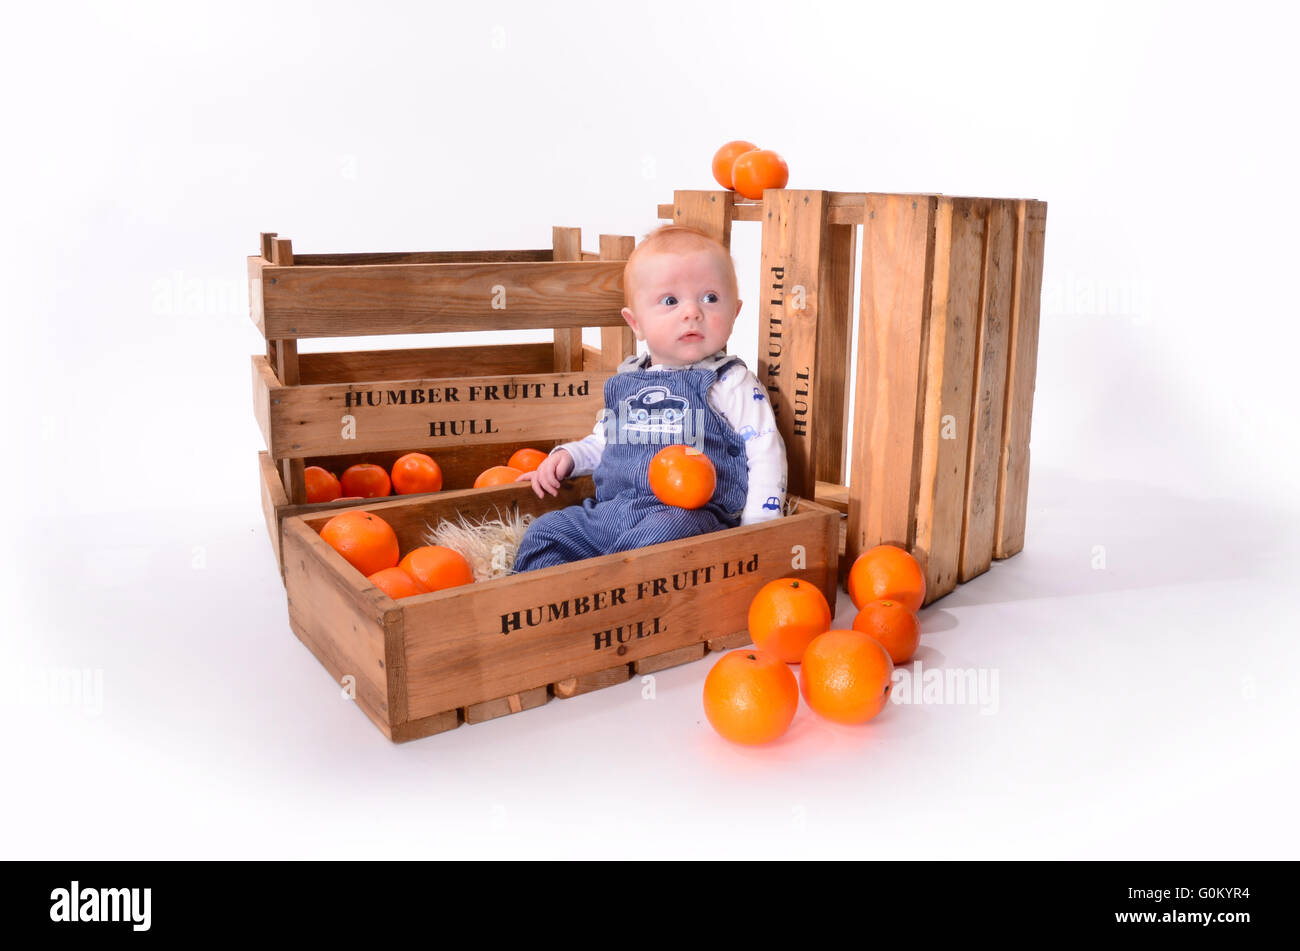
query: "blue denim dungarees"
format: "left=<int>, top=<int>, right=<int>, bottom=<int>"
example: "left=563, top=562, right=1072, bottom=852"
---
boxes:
left=512, top=353, right=750, bottom=573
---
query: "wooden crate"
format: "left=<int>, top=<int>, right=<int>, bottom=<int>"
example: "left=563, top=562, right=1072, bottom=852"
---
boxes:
left=250, top=227, right=638, bottom=575
left=661, top=189, right=1047, bottom=605
left=280, top=480, right=840, bottom=742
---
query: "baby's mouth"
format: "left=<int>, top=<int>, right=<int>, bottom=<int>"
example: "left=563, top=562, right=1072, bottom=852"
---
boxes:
left=679, top=332, right=704, bottom=342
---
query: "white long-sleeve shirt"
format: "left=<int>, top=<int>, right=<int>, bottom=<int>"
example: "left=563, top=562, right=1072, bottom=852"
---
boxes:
left=551, top=350, right=788, bottom=525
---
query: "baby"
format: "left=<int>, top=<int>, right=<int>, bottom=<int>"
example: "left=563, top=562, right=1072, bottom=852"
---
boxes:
left=511, top=224, right=787, bottom=573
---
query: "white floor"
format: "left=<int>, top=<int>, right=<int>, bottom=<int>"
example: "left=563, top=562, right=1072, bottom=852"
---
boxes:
left=4, top=465, right=1297, bottom=860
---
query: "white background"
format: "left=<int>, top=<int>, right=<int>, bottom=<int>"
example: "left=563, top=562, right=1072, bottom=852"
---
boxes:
left=2, top=0, right=1298, bottom=859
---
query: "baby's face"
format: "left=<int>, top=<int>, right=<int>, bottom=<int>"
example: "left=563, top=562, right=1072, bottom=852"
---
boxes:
left=621, top=249, right=742, bottom=367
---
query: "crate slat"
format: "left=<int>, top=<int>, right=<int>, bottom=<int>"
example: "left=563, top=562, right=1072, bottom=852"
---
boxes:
left=296, top=343, right=555, bottom=385
left=671, top=190, right=736, bottom=248
left=599, top=234, right=637, bottom=373
left=913, top=198, right=986, bottom=604
left=263, top=369, right=602, bottom=459
left=260, top=261, right=627, bottom=339
left=552, top=227, right=585, bottom=372
left=995, top=200, right=1048, bottom=559
left=958, top=200, right=1017, bottom=582
left=294, top=249, right=553, bottom=266
left=846, top=196, right=936, bottom=573
left=757, top=190, right=831, bottom=502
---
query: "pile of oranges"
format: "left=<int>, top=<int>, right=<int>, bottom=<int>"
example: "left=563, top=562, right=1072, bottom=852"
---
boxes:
left=711, top=140, right=789, bottom=200
left=304, top=447, right=549, bottom=504
left=703, top=544, right=927, bottom=745
left=318, top=509, right=475, bottom=600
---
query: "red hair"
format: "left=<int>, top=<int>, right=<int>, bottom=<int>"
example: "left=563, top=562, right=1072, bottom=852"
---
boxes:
left=623, top=224, right=738, bottom=308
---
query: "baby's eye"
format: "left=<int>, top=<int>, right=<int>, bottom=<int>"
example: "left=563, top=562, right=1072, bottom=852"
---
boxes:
left=702, top=293, right=719, bottom=304
left=659, top=295, right=677, bottom=306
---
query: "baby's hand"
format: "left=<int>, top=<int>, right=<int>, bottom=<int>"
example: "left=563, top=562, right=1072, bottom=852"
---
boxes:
left=517, top=448, right=574, bottom=498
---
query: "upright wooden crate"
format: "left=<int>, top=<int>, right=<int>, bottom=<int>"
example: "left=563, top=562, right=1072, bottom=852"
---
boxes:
left=250, top=227, right=638, bottom=575
left=280, top=481, right=840, bottom=742
left=661, top=189, right=1047, bottom=605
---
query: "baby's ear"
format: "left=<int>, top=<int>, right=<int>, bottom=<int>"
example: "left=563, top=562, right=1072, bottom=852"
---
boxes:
left=621, top=307, right=643, bottom=339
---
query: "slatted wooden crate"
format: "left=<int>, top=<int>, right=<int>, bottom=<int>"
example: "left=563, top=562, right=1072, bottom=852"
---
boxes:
left=661, top=189, right=1047, bottom=605
left=281, top=480, right=840, bottom=742
left=250, top=227, right=638, bottom=575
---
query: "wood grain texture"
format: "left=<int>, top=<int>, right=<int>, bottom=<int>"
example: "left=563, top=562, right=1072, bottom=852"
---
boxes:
left=847, top=195, right=937, bottom=576
left=553, top=666, right=632, bottom=698
left=758, top=190, right=830, bottom=501
left=599, top=233, right=637, bottom=373
left=297, top=343, right=555, bottom=385
left=995, top=200, right=1047, bottom=559
left=959, top=200, right=1016, bottom=582
left=259, top=450, right=289, bottom=573
left=632, top=642, right=707, bottom=675
left=294, top=249, right=552, bottom=266
left=248, top=255, right=266, bottom=335
left=376, top=499, right=840, bottom=721
left=463, top=686, right=549, bottom=724
left=913, top=198, right=986, bottom=605
left=251, top=355, right=277, bottom=450
left=282, top=515, right=394, bottom=733
left=816, top=223, right=857, bottom=486
left=672, top=190, right=735, bottom=248
left=261, top=261, right=627, bottom=338
left=705, top=630, right=752, bottom=652
left=266, top=370, right=603, bottom=459
left=552, top=227, right=585, bottom=372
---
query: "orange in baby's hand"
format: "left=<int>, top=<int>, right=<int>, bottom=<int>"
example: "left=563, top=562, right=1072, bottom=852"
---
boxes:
left=702, top=649, right=799, bottom=745
left=851, top=599, right=921, bottom=664
left=747, top=577, right=833, bottom=664
left=847, top=544, right=926, bottom=614
left=320, top=510, right=400, bottom=577
left=399, top=545, right=474, bottom=592
left=340, top=463, right=392, bottom=499
left=508, top=448, right=548, bottom=473
left=475, top=465, right=523, bottom=488
left=368, top=566, right=429, bottom=600
left=711, top=140, right=759, bottom=189
left=648, top=445, right=716, bottom=509
left=304, top=466, right=342, bottom=503
left=800, top=629, right=894, bottom=725
left=391, top=452, right=442, bottom=495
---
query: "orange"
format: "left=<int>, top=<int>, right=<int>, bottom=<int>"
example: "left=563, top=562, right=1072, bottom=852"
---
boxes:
left=340, top=463, right=392, bottom=499
left=747, top=578, right=832, bottom=664
left=399, top=545, right=474, bottom=592
left=847, top=544, right=926, bottom=613
left=304, top=466, right=341, bottom=504
left=319, top=510, right=400, bottom=577
left=648, top=445, right=716, bottom=509
left=702, top=649, right=799, bottom=745
left=851, top=599, right=921, bottom=664
left=711, top=139, right=759, bottom=189
left=368, top=566, right=429, bottom=600
left=731, top=148, right=789, bottom=200
left=391, top=452, right=443, bottom=495
left=474, top=465, right=523, bottom=488
left=508, top=448, right=549, bottom=473
left=800, top=629, right=894, bottom=725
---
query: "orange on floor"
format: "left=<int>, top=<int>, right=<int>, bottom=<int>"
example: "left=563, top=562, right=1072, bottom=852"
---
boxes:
left=847, top=544, right=926, bottom=613
left=800, top=629, right=894, bottom=725
left=747, top=578, right=832, bottom=664
left=702, top=649, right=799, bottom=745
left=851, top=599, right=921, bottom=664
